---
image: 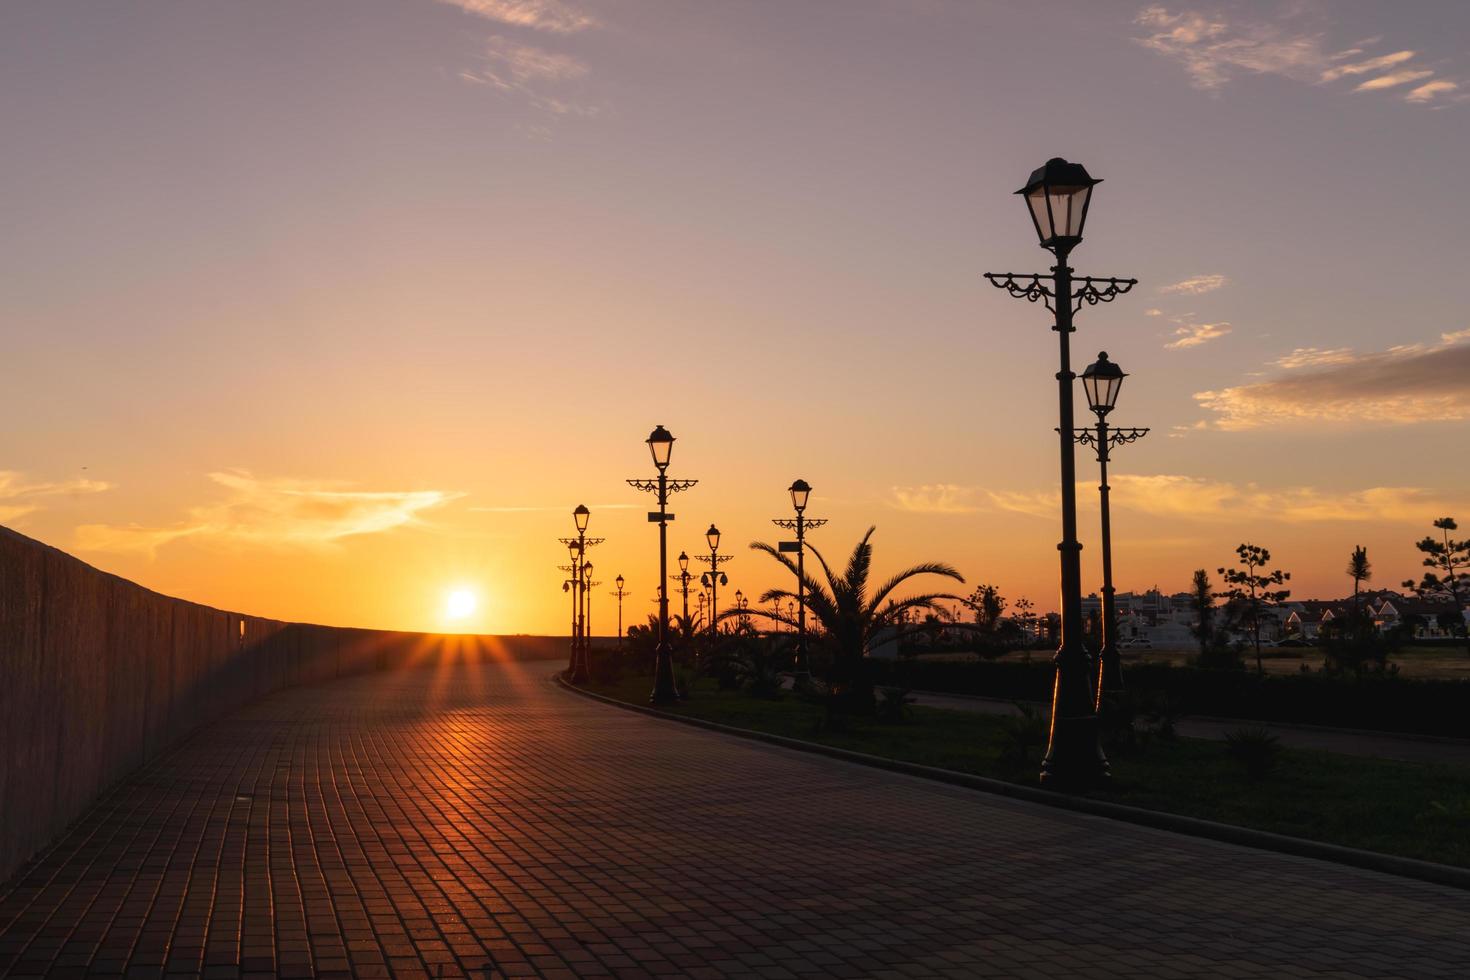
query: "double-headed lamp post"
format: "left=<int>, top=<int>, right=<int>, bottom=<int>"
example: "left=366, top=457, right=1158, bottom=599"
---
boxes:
left=772, top=479, right=827, bottom=680
left=610, top=574, right=629, bottom=650
left=627, top=426, right=697, bottom=704
left=984, top=157, right=1137, bottom=787
left=1078, top=352, right=1149, bottom=710
left=559, top=505, right=602, bottom=684
left=698, top=524, right=731, bottom=639
left=573, top=561, right=597, bottom=685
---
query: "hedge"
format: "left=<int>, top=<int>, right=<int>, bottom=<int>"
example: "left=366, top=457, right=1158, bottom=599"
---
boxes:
left=866, top=658, right=1470, bottom=739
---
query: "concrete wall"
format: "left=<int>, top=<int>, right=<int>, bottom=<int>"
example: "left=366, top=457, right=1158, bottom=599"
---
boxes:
left=0, top=526, right=570, bottom=884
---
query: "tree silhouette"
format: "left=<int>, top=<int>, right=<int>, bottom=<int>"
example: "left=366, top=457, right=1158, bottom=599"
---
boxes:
left=1402, top=517, right=1470, bottom=653
left=1216, top=543, right=1291, bottom=675
left=745, top=526, right=963, bottom=704
left=1347, top=545, right=1372, bottom=617
left=1190, top=568, right=1215, bottom=661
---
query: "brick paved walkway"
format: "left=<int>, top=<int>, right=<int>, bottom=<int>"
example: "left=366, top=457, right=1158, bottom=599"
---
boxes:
left=3, top=659, right=1470, bottom=979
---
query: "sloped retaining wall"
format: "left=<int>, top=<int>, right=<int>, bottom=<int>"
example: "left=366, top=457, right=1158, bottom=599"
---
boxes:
left=0, top=526, right=568, bottom=883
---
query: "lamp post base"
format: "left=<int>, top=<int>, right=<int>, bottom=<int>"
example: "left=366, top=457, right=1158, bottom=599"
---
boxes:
left=650, top=641, right=682, bottom=705
left=1039, top=713, right=1110, bottom=788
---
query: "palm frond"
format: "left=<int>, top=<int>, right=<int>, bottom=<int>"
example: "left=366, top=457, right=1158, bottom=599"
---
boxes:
left=868, top=562, right=965, bottom=613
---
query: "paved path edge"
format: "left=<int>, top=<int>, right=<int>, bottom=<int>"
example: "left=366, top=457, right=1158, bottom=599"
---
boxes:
left=555, top=674, right=1470, bottom=893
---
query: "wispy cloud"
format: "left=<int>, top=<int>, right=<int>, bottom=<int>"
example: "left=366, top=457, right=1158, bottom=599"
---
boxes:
left=1134, top=6, right=1464, bottom=106
left=1354, top=69, right=1434, bottom=92
left=1408, top=80, right=1460, bottom=103
left=435, top=0, right=594, bottom=34
left=889, top=484, right=980, bottom=514
left=0, top=472, right=111, bottom=524
left=457, top=35, right=597, bottom=118
left=1194, top=329, right=1470, bottom=429
left=75, top=471, right=460, bottom=557
left=1159, top=274, right=1227, bottom=295
left=468, top=503, right=637, bottom=513
left=989, top=475, right=1464, bottom=525
left=1165, top=320, right=1232, bottom=350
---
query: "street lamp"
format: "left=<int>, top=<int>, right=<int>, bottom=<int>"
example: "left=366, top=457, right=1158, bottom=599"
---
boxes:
left=610, top=574, right=630, bottom=651
left=577, top=560, right=595, bottom=684
left=672, top=550, right=693, bottom=625
left=773, top=478, right=827, bottom=681
left=627, top=425, right=697, bottom=704
left=698, top=523, right=731, bottom=639
left=559, top=506, right=603, bottom=686
left=984, top=157, right=1136, bottom=787
left=1078, top=351, right=1149, bottom=711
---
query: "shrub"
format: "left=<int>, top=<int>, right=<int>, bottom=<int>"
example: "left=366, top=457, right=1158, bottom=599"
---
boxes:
left=874, top=686, right=915, bottom=724
left=1224, top=726, right=1283, bottom=780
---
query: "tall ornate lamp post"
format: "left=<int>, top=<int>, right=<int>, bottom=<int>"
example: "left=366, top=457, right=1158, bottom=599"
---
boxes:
left=627, top=425, right=697, bottom=704
left=698, top=523, right=731, bottom=639
left=610, top=574, right=629, bottom=650
left=558, top=506, right=602, bottom=680
left=773, top=479, right=827, bottom=680
left=984, top=157, right=1136, bottom=787
left=1078, top=352, right=1148, bottom=710
left=672, top=551, right=693, bottom=625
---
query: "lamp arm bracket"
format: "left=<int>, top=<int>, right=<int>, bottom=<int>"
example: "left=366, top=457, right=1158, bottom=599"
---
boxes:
left=697, top=554, right=735, bottom=566
left=626, top=478, right=700, bottom=494
left=1070, top=276, right=1138, bottom=314
left=982, top=272, right=1056, bottom=314
left=771, top=518, right=829, bottom=530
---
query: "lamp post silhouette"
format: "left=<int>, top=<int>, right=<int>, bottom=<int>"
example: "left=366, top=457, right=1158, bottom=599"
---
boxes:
left=696, top=592, right=707, bottom=630
left=984, top=157, right=1136, bottom=787
left=558, top=505, right=602, bottom=684
left=1077, top=351, right=1148, bottom=711
left=576, top=561, right=598, bottom=684
left=627, top=425, right=697, bottom=704
left=610, top=574, right=629, bottom=650
left=698, top=523, right=731, bottom=639
left=772, top=479, right=827, bottom=680
left=672, top=551, right=693, bottom=625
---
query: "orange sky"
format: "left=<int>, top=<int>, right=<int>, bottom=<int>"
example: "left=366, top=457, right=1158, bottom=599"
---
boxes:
left=2, top=1, right=1468, bottom=634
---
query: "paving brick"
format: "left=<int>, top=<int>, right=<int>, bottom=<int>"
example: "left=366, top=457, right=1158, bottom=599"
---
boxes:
left=4, top=660, right=1470, bottom=977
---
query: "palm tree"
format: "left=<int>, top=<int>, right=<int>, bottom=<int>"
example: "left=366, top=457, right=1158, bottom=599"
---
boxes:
left=741, top=526, right=964, bottom=703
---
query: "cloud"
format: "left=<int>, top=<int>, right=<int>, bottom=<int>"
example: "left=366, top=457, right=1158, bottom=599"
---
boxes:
left=0, top=472, right=111, bottom=524
left=434, top=0, right=593, bottom=34
left=1271, top=347, right=1356, bottom=369
left=989, top=474, right=1465, bottom=525
left=1194, top=330, right=1470, bottom=428
left=1159, top=274, right=1227, bottom=295
left=75, top=471, right=460, bottom=557
left=1354, top=69, right=1435, bottom=92
left=457, top=35, right=597, bottom=117
left=1408, top=80, right=1460, bottom=103
left=1133, top=6, right=1329, bottom=91
left=889, top=484, right=981, bottom=514
left=1134, top=7, right=1463, bottom=105
left=1320, top=50, right=1415, bottom=81
left=468, top=503, right=637, bottom=513
left=1165, top=321, right=1232, bottom=350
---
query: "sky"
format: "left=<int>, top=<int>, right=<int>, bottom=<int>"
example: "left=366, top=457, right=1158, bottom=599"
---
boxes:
left=2, top=0, right=1468, bottom=634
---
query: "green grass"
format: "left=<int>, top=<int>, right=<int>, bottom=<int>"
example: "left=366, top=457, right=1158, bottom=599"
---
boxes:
left=589, top=672, right=1470, bottom=869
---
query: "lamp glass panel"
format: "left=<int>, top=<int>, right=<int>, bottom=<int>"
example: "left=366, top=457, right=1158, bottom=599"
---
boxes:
left=1026, top=189, right=1052, bottom=242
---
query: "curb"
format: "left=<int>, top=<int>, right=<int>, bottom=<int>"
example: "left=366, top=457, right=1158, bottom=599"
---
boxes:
left=554, top=674, right=1470, bottom=893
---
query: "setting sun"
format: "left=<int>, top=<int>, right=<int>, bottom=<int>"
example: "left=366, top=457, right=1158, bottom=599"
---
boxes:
left=444, top=588, right=477, bottom=621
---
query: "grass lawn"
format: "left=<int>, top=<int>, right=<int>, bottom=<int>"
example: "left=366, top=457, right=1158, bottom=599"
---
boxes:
left=587, top=672, right=1470, bottom=869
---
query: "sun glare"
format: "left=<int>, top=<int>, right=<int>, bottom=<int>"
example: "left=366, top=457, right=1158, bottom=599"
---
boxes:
left=445, top=588, right=477, bottom=621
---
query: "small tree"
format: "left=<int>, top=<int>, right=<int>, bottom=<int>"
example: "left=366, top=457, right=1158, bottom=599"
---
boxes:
left=1216, top=543, right=1291, bottom=675
left=1403, top=517, right=1470, bottom=654
left=1348, top=545, right=1372, bottom=615
left=1190, top=569, right=1215, bottom=660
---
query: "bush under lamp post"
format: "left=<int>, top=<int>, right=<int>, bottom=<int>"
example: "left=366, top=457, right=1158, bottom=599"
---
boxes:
left=772, top=479, right=827, bottom=680
left=627, top=426, right=697, bottom=704
left=984, top=157, right=1137, bottom=787
left=1078, top=351, right=1148, bottom=711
